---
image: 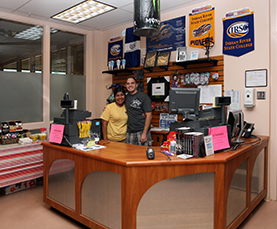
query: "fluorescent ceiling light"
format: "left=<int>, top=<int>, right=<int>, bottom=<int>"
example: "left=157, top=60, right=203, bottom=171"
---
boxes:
left=52, top=0, right=116, bottom=24
left=14, top=26, right=58, bottom=41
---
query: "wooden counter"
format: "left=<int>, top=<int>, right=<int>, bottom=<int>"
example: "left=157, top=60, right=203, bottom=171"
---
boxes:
left=43, top=136, right=269, bottom=229
left=150, top=130, right=168, bottom=146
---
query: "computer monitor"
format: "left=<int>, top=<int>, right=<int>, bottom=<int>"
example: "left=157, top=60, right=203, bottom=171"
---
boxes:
left=227, top=109, right=245, bottom=143
left=169, top=87, right=200, bottom=121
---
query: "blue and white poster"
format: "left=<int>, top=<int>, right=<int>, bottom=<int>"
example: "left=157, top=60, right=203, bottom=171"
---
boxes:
left=107, top=38, right=123, bottom=65
left=146, top=16, right=186, bottom=52
left=222, top=12, right=254, bottom=57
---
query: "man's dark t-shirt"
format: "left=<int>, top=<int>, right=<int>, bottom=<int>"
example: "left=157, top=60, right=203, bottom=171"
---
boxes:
left=125, top=91, right=152, bottom=133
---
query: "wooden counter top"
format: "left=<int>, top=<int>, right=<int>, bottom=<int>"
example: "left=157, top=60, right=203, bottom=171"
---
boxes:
left=42, top=135, right=269, bottom=167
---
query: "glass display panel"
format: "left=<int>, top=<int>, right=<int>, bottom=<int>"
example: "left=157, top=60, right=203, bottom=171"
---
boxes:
left=251, top=149, right=265, bottom=201
left=48, top=159, right=75, bottom=210
left=137, top=172, right=214, bottom=229
left=81, top=171, right=121, bottom=229
left=227, top=160, right=247, bottom=227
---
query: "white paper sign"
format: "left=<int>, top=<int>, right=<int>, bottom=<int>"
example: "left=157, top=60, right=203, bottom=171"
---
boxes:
left=198, top=85, right=222, bottom=103
left=225, top=90, right=241, bottom=110
left=245, top=69, right=267, bottom=87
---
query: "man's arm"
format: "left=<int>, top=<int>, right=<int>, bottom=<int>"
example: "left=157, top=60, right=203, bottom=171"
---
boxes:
left=140, top=111, right=152, bottom=144
left=101, top=119, right=109, bottom=140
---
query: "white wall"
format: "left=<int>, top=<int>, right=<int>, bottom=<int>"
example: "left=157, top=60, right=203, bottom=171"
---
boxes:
left=94, top=0, right=276, bottom=200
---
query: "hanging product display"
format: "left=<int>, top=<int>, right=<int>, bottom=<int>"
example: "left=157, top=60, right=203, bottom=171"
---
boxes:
left=200, top=72, right=210, bottom=85
left=211, top=71, right=219, bottom=80
left=185, top=73, right=190, bottom=85
left=180, top=74, right=185, bottom=85
left=180, top=72, right=211, bottom=86
left=171, top=72, right=180, bottom=87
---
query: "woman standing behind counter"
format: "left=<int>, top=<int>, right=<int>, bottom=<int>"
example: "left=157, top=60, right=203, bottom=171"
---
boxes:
left=100, top=87, right=128, bottom=142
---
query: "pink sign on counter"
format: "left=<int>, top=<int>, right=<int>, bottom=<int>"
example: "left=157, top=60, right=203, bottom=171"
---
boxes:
left=49, top=124, right=65, bottom=144
left=208, top=125, right=230, bottom=151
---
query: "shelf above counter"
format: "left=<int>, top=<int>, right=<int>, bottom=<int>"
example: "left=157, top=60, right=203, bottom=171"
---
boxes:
left=174, top=58, right=218, bottom=69
left=102, top=69, right=136, bottom=76
left=103, top=65, right=169, bottom=75
left=103, top=58, right=219, bottom=75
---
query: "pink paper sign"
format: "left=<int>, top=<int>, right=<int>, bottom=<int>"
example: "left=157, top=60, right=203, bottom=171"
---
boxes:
left=208, top=125, right=230, bottom=151
left=49, top=124, right=65, bottom=144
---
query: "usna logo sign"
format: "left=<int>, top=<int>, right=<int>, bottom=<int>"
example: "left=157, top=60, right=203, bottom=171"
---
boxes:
left=227, top=21, right=249, bottom=38
left=110, top=44, right=121, bottom=56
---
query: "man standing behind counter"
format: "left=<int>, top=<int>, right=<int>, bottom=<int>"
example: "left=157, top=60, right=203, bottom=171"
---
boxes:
left=125, top=77, right=152, bottom=146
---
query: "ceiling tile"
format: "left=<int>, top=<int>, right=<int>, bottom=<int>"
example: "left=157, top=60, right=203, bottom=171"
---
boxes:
left=80, top=9, right=133, bottom=30
left=0, top=0, right=30, bottom=9
left=17, top=0, right=83, bottom=17
left=98, top=0, right=133, bottom=8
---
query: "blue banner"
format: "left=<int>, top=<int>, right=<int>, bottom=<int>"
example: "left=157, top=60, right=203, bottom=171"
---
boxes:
left=146, top=16, right=186, bottom=52
left=107, top=39, right=123, bottom=65
left=124, top=27, right=141, bottom=68
left=222, top=12, right=254, bottom=57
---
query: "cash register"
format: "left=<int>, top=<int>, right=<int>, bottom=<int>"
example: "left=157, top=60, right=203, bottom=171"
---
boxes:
left=52, top=93, right=91, bottom=146
left=169, top=87, right=231, bottom=134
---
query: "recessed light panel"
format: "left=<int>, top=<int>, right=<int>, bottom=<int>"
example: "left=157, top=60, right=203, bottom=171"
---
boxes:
left=14, top=26, right=58, bottom=40
left=52, top=0, right=116, bottom=24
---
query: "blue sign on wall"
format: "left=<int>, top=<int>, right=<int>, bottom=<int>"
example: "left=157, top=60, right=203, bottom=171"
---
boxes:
left=107, top=39, right=123, bottom=65
left=222, top=12, right=254, bottom=57
left=146, top=16, right=186, bottom=52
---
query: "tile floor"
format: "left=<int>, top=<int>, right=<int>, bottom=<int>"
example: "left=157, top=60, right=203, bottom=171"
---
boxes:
left=0, top=178, right=276, bottom=229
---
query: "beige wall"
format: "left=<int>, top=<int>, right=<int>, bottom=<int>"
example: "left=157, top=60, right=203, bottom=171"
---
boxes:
left=269, top=0, right=277, bottom=201
left=96, top=0, right=270, bottom=136
left=94, top=0, right=276, bottom=200
left=95, top=0, right=269, bottom=135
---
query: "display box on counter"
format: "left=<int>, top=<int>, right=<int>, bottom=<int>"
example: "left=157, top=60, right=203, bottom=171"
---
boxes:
left=1, top=179, right=37, bottom=195
left=0, top=137, right=19, bottom=145
left=0, top=120, right=23, bottom=145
